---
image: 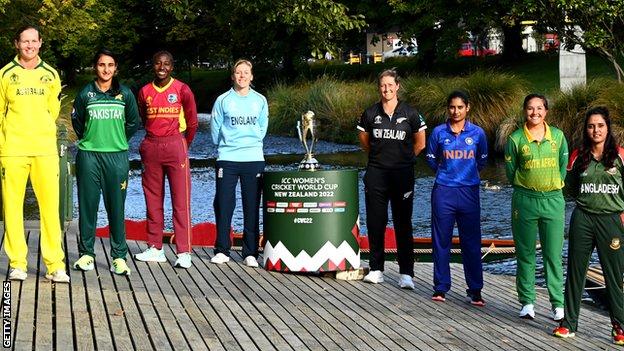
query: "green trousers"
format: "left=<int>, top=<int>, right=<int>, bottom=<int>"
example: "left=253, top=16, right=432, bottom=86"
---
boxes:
left=561, top=208, right=624, bottom=332
left=76, top=150, right=129, bottom=259
left=511, top=187, right=565, bottom=307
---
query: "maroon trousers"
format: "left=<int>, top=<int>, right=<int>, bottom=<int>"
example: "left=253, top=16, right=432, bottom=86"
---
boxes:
left=140, top=134, right=192, bottom=253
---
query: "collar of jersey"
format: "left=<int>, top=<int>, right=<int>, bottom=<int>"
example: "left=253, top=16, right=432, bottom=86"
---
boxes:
left=523, top=122, right=552, bottom=142
left=445, top=119, right=472, bottom=133
left=377, top=100, right=403, bottom=118
left=12, top=55, right=43, bottom=69
left=151, top=78, right=175, bottom=93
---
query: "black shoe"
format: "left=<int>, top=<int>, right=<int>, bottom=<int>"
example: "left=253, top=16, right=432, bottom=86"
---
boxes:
left=466, top=289, right=485, bottom=307
left=432, top=291, right=446, bottom=302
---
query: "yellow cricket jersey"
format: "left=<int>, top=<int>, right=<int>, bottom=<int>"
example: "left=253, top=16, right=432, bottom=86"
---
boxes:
left=0, top=56, right=61, bottom=156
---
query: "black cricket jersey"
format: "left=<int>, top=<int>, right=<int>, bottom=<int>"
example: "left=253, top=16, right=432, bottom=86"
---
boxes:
left=357, top=100, right=426, bottom=169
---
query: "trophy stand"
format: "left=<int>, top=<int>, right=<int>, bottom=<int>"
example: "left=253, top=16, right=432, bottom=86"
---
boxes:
left=297, top=111, right=320, bottom=171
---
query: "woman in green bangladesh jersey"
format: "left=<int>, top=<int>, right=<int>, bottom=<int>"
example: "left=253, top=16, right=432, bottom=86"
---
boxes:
left=553, top=107, right=624, bottom=345
left=70, top=49, right=139, bottom=275
left=504, top=94, right=568, bottom=321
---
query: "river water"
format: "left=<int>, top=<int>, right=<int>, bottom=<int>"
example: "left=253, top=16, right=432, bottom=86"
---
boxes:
left=60, top=114, right=598, bottom=282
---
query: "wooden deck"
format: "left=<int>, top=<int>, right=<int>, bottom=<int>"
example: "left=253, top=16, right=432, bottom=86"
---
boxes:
left=0, top=221, right=619, bottom=350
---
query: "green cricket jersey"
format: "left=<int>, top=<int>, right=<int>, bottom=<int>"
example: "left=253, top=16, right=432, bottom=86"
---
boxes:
left=71, top=81, right=139, bottom=152
left=566, top=148, right=624, bottom=214
left=505, top=123, right=568, bottom=192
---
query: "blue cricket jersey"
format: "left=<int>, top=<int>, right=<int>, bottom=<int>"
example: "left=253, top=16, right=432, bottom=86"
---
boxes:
left=210, top=88, right=269, bottom=161
left=426, top=120, right=488, bottom=186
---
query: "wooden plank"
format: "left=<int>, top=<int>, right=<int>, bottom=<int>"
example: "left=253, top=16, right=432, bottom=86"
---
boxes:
left=53, top=226, right=74, bottom=351
left=126, top=240, right=190, bottom=350
left=133, top=241, right=209, bottom=351
left=64, top=221, right=96, bottom=351
left=230, top=251, right=328, bottom=350
left=34, top=248, right=53, bottom=350
left=93, top=237, right=134, bottom=350
left=13, top=230, right=38, bottom=350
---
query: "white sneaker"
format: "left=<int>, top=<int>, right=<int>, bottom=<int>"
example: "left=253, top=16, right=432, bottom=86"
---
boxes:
left=519, top=304, right=535, bottom=319
left=8, top=268, right=27, bottom=281
left=398, top=274, right=414, bottom=289
left=45, top=269, right=70, bottom=283
left=552, top=307, right=564, bottom=321
left=174, top=253, right=192, bottom=269
left=362, top=270, right=384, bottom=284
left=243, top=256, right=259, bottom=268
left=134, top=246, right=167, bottom=262
left=210, top=253, right=230, bottom=264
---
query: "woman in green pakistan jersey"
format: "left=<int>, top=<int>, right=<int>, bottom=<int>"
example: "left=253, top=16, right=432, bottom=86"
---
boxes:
left=553, top=107, right=624, bottom=345
left=504, top=93, right=568, bottom=321
left=71, top=48, right=139, bottom=275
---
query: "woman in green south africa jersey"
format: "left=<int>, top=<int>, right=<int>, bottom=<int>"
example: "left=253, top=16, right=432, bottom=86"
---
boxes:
left=504, top=94, right=568, bottom=321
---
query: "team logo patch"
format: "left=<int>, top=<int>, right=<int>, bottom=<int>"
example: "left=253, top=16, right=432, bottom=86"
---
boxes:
left=374, top=115, right=382, bottom=124
left=40, top=74, right=52, bottom=84
left=9, top=73, right=19, bottom=84
left=607, top=166, right=618, bottom=175
left=444, top=139, right=451, bottom=145
left=87, top=91, right=96, bottom=98
left=115, top=94, right=123, bottom=100
left=396, top=117, right=407, bottom=124
left=610, top=238, right=620, bottom=250
left=146, top=96, right=153, bottom=105
left=521, top=145, right=531, bottom=156
left=120, top=180, right=127, bottom=190
left=465, top=137, right=474, bottom=145
left=167, top=93, right=178, bottom=103
left=550, top=141, right=557, bottom=152
left=505, top=155, right=512, bottom=162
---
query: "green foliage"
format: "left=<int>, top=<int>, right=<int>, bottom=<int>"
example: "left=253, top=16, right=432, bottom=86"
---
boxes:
left=268, top=77, right=377, bottom=144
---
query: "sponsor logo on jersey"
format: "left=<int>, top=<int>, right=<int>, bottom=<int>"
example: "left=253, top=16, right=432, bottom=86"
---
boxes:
left=374, top=115, right=382, bottom=124
left=396, top=117, right=407, bottom=124
left=167, top=93, right=178, bottom=103
left=550, top=141, right=557, bottom=152
left=521, top=145, right=531, bottom=156
left=115, top=94, right=123, bottom=100
left=610, top=238, right=620, bottom=250
left=465, top=137, right=474, bottom=145
left=88, top=91, right=96, bottom=98
left=9, top=73, right=19, bottom=85
left=443, top=138, right=451, bottom=145
left=607, top=166, right=618, bottom=175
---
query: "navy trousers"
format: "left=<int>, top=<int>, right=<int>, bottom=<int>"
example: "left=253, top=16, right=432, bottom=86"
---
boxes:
left=431, top=184, right=483, bottom=293
left=213, top=160, right=265, bottom=258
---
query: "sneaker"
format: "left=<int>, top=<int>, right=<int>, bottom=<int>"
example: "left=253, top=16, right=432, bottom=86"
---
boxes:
left=174, top=252, right=192, bottom=269
left=553, top=326, right=575, bottom=338
left=45, top=269, right=70, bottom=283
left=243, top=256, right=259, bottom=268
left=110, top=258, right=131, bottom=276
left=73, top=255, right=94, bottom=271
left=134, top=246, right=167, bottom=263
left=210, top=253, right=230, bottom=264
left=519, top=304, right=535, bottom=319
left=362, top=270, right=384, bottom=284
left=398, top=274, right=414, bottom=289
left=432, top=291, right=446, bottom=302
left=552, top=307, right=564, bottom=321
left=467, top=289, right=485, bottom=307
left=613, top=323, right=624, bottom=345
left=8, top=268, right=27, bottom=281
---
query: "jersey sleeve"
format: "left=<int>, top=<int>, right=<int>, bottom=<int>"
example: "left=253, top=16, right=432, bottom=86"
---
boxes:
left=48, top=71, right=62, bottom=120
left=559, top=133, right=569, bottom=184
left=356, top=110, right=368, bottom=133
left=0, top=73, right=7, bottom=122
left=181, top=83, right=198, bottom=145
left=210, top=95, right=224, bottom=145
left=477, top=127, right=488, bottom=171
left=425, top=127, right=439, bottom=171
left=124, top=89, right=140, bottom=140
left=504, top=136, right=518, bottom=184
left=258, top=94, right=269, bottom=139
left=137, top=86, right=147, bottom=125
left=565, top=148, right=580, bottom=199
left=71, top=90, right=86, bottom=140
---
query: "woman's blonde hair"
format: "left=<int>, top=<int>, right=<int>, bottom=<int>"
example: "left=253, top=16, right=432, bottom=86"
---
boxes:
left=232, top=59, right=253, bottom=74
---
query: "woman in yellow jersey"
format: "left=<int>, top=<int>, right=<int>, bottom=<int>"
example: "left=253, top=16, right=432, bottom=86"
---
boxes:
left=504, top=94, right=568, bottom=320
left=0, top=25, right=69, bottom=283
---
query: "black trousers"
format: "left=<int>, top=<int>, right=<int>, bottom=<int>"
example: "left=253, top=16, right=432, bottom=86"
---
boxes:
left=364, top=165, right=415, bottom=276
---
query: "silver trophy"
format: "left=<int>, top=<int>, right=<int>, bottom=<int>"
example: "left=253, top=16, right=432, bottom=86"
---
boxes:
left=297, top=111, right=320, bottom=171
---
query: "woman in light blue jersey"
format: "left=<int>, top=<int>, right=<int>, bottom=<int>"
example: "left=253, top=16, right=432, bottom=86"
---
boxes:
left=425, top=90, right=488, bottom=305
left=209, top=59, right=269, bottom=267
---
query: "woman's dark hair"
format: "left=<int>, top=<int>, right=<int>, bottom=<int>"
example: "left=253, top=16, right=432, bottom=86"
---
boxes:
left=153, top=50, right=173, bottom=64
left=14, top=25, right=41, bottom=42
left=523, top=93, right=548, bottom=110
left=578, top=106, right=618, bottom=171
left=92, top=48, right=120, bottom=94
left=447, top=90, right=470, bottom=106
